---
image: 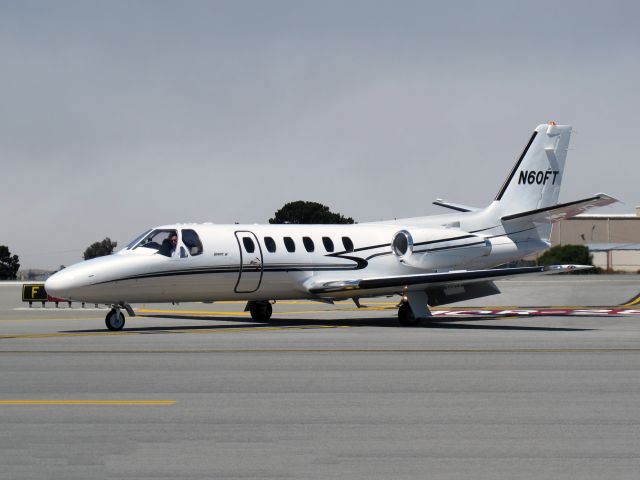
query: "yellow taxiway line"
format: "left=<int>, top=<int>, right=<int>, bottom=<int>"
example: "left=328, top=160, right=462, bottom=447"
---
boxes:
left=624, top=295, right=640, bottom=307
left=0, top=400, right=175, bottom=406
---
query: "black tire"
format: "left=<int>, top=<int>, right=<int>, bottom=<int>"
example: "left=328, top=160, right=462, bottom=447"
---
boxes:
left=398, top=302, right=421, bottom=327
left=105, top=309, right=125, bottom=331
left=249, top=301, right=273, bottom=322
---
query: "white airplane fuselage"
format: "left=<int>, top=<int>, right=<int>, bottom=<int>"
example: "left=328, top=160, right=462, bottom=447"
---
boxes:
left=46, top=211, right=544, bottom=305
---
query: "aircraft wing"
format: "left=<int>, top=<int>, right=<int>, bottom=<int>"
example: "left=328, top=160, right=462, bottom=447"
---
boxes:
left=306, top=265, right=591, bottom=294
left=501, top=193, right=618, bottom=223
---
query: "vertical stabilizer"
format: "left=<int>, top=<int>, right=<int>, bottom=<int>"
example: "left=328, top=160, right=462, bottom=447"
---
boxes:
left=494, top=123, right=572, bottom=217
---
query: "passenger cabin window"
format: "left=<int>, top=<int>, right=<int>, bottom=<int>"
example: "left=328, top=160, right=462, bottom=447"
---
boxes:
left=242, top=237, right=256, bottom=253
left=322, top=236, right=334, bottom=252
left=131, top=229, right=178, bottom=257
left=302, top=236, right=314, bottom=252
left=264, top=236, right=276, bottom=253
left=284, top=237, right=295, bottom=253
left=342, top=236, right=354, bottom=253
left=182, top=229, right=203, bottom=256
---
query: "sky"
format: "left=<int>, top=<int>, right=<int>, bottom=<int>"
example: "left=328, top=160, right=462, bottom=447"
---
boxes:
left=1, top=0, right=639, bottom=270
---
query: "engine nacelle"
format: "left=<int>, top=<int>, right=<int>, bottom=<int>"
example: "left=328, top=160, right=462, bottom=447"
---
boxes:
left=391, top=228, right=491, bottom=270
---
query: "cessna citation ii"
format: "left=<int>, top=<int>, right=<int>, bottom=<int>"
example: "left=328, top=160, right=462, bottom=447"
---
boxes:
left=46, top=123, right=617, bottom=330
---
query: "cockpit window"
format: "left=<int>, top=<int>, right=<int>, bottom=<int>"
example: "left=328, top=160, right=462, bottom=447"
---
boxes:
left=182, top=229, right=203, bottom=256
left=132, top=229, right=178, bottom=257
left=126, top=229, right=153, bottom=249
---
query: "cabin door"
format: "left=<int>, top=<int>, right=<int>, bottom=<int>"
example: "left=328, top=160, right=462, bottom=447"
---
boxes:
left=234, top=231, right=263, bottom=293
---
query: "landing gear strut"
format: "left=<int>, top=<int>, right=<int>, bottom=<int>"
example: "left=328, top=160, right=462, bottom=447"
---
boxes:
left=105, top=308, right=125, bottom=331
left=247, top=301, right=273, bottom=322
left=397, top=291, right=431, bottom=327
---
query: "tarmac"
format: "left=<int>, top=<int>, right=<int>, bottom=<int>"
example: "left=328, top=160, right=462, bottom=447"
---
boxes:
left=1, top=275, right=640, bottom=479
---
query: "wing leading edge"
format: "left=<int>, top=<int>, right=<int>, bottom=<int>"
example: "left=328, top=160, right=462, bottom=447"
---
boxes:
left=306, top=265, right=591, bottom=295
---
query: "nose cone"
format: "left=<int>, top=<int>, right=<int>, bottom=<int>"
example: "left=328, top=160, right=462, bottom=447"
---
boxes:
left=44, top=255, right=124, bottom=302
left=45, top=269, right=77, bottom=300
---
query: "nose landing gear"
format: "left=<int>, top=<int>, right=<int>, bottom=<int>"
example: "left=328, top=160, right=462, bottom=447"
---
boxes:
left=104, top=303, right=135, bottom=331
left=105, top=308, right=125, bottom=331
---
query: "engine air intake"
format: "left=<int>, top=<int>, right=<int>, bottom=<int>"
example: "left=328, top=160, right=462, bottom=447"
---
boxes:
left=392, top=230, right=413, bottom=257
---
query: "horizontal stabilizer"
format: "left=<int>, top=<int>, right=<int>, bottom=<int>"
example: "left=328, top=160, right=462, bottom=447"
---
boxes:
left=433, top=199, right=480, bottom=213
left=501, top=193, right=618, bottom=223
left=306, top=265, right=591, bottom=295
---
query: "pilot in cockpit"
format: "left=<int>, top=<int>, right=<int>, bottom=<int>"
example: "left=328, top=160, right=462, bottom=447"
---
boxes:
left=159, top=231, right=178, bottom=257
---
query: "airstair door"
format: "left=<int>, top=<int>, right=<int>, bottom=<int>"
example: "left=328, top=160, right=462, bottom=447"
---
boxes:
left=234, top=231, right=263, bottom=293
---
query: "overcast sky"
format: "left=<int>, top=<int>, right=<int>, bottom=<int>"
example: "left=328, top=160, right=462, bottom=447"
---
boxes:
left=2, top=0, right=639, bottom=269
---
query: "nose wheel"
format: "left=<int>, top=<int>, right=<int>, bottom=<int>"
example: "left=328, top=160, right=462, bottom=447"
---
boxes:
left=105, top=308, right=126, bottom=331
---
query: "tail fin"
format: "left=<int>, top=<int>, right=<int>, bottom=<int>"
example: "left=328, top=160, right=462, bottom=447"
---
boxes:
left=466, top=123, right=617, bottom=246
left=494, top=123, right=572, bottom=217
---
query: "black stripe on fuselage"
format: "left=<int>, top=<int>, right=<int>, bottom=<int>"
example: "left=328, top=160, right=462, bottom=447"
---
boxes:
left=364, top=235, right=485, bottom=260
left=469, top=226, right=495, bottom=233
left=366, top=251, right=393, bottom=261
left=91, top=260, right=369, bottom=286
left=412, top=234, right=476, bottom=247
left=332, top=235, right=477, bottom=259
left=328, top=243, right=390, bottom=258
left=92, top=231, right=511, bottom=287
left=469, top=225, right=539, bottom=238
left=412, top=240, right=488, bottom=254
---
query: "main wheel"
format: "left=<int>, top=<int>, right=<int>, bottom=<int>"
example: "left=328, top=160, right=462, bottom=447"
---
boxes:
left=398, top=302, right=421, bottom=327
left=105, top=309, right=125, bottom=331
left=249, top=301, right=273, bottom=322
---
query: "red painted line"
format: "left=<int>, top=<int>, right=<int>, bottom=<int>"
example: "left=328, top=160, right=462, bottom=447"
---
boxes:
left=433, top=308, right=640, bottom=317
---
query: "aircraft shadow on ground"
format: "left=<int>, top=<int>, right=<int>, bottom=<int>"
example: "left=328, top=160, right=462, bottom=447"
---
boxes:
left=64, top=313, right=595, bottom=333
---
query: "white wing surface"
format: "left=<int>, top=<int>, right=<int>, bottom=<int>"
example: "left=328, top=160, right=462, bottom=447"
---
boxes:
left=501, top=193, right=618, bottom=223
left=305, top=265, right=591, bottom=295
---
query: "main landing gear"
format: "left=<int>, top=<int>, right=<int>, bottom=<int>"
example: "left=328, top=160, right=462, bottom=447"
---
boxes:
left=104, top=303, right=135, bottom=331
left=246, top=301, right=273, bottom=322
left=398, top=291, right=431, bottom=327
left=398, top=302, right=421, bottom=327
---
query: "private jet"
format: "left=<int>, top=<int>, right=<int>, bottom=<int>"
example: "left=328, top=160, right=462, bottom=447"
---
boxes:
left=45, top=123, right=617, bottom=330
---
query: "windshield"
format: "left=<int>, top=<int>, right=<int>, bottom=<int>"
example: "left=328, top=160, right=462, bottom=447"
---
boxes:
left=131, top=229, right=178, bottom=257
left=126, top=229, right=153, bottom=249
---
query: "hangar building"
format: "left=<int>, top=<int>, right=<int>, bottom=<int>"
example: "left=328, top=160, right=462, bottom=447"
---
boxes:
left=550, top=207, right=640, bottom=272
